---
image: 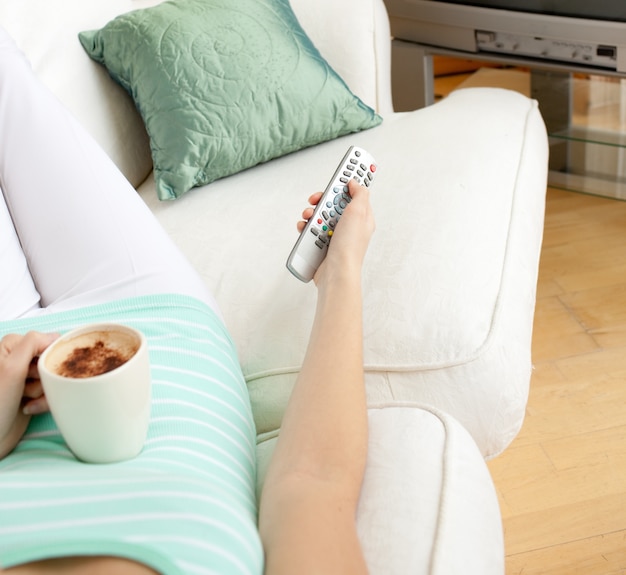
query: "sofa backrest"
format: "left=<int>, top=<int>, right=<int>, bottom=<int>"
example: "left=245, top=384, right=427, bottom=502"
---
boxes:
left=0, top=0, right=392, bottom=188
left=290, top=0, right=393, bottom=116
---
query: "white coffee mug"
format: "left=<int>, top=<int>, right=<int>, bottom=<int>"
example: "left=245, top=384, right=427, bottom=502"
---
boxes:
left=38, top=323, right=151, bottom=464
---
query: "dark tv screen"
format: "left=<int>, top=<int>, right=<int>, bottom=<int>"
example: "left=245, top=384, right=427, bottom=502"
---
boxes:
left=439, top=1, right=626, bottom=22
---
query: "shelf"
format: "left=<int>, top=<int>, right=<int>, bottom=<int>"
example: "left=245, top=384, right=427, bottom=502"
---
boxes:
left=448, top=67, right=626, bottom=200
left=550, top=126, right=626, bottom=149
left=548, top=169, right=626, bottom=201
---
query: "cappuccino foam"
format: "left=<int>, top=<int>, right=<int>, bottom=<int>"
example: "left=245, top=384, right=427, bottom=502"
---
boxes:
left=46, top=329, right=139, bottom=379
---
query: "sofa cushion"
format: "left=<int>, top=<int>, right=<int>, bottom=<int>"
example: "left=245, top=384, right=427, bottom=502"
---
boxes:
left=79, top=0, right=382, bottom=200
left=139, top=87, right=548, bottom=458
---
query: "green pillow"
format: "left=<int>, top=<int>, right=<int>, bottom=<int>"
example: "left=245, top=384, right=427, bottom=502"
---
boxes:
left=79, top=0, right=382, bottom=200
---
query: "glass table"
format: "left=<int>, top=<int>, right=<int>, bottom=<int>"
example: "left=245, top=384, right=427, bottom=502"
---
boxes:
left=392, top=42, right=626, bottom=201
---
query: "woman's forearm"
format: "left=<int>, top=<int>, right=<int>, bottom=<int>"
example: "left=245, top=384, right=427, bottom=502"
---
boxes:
left=258, top=272, right=369, bottom=575
left=267, top=271, right=368, bottom=488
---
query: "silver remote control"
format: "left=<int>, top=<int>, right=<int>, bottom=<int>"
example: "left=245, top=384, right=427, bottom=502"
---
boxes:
left=286, top=145, right=378, bottom=282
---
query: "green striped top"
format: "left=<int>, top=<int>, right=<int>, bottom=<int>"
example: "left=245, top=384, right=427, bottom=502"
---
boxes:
left=0, top=294, right=263, bottom=575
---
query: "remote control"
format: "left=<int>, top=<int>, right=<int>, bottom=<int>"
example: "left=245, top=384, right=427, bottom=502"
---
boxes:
left=286, top=145, right=378, bottom=282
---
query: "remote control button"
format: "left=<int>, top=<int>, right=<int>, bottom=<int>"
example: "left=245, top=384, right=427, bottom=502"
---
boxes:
left=340, top=177, right=348, bottom=184
left=338, top=198, right=348, bottom=210
left=315, top=239, right=325, bottom=249
left=346, top=164, right=355, bottom=171
left=367, top=172, right=373, bottom=180
left=343, top=171, right=351, bottom=177
left=350, top=158, right=358, bottom=165
left=360, top=163, right=367, bottom=171
left=370, top=164, right=377, bottom=172
left=326, top=201, right=332, bottom=208
left=317, top=218, right=323, bottom=225
left=333, top=186, right=342, bottom=194
left=355, top=150, right=361, bottom=157
left=310, top=227, right=320, bottom=236
left=328, top=230, right=333, bottom=236
left=357, top=169, right=364, bottom=177
left=364, top=179, right=370, bottom=187
left=328, top=220, right=336, bottom=229
left=322, top=210, right=330, bottom=221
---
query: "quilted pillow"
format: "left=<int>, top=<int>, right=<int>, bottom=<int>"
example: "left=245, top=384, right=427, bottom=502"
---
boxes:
left=79, top=0, right=382, bottom=200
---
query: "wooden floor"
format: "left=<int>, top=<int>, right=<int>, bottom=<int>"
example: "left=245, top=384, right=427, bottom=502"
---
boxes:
left=487, top=187, right=626, bottom=574
left=432, top=68, right=626, bottom=573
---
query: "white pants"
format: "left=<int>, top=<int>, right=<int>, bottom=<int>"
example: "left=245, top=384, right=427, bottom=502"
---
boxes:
left=0, top=26, right=219, bottom=321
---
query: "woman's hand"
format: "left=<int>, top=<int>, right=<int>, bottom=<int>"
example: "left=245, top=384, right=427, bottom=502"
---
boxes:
left=297, top=178, right=375, bottom=287
left=0, top=331, right=58, bottom=459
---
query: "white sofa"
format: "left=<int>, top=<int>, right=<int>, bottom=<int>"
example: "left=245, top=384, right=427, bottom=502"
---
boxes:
left=1, top=0, right=548, bottom=573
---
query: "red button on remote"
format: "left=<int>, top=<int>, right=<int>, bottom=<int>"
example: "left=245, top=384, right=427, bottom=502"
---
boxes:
left=370, top=164, right=377, bottom=173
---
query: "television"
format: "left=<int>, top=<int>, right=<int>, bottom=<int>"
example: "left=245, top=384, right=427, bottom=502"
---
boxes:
left=384, top=0, right=626, bottom=72
left=442, top=0, right=626, bottom=22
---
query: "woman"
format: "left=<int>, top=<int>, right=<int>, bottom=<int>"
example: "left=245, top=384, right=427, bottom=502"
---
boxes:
left=0, top=25, right=373, bottom=575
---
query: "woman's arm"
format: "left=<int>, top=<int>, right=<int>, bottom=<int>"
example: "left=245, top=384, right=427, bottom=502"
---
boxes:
left=259, top=178, right=374, bottom=575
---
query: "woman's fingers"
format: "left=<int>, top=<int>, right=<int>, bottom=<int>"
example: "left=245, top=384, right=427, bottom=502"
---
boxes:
left=22, top=396, right=49, bottom=415
left=297, top=192, right=324, bottom=232
left=308, top=191, right=323, bottom=206
left=23, top=378, right=44, bottom=399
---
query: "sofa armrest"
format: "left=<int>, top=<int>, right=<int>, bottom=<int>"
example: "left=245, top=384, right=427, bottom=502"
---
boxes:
left=256, top=403, right=505, bottom=575
left=290, top=0, right=394, bottom=115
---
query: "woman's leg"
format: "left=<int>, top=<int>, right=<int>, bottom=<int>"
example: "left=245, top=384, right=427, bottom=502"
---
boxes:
left=0, top=26, right=218, bottom=320
left=0, top=188, right=41, bottom=318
